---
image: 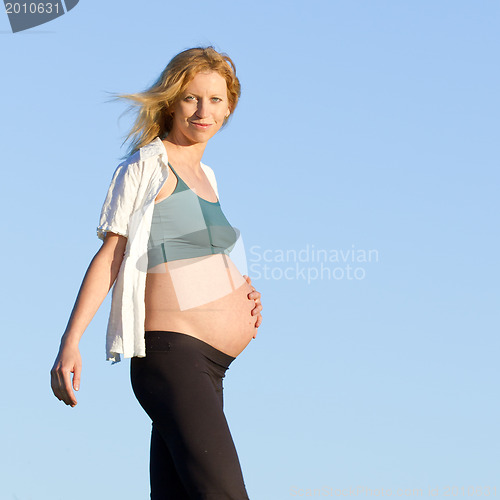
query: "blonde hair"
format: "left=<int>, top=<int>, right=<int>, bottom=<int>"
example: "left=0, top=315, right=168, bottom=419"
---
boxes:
left=108, top=46, right=241, bottom=160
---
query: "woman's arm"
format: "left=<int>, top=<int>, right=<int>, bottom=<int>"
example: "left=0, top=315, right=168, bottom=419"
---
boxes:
left=50, top=232, right=127, bottom=407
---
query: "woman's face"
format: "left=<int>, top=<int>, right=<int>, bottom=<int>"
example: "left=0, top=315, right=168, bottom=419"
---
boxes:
left=168, top=71, right=231, bottom=145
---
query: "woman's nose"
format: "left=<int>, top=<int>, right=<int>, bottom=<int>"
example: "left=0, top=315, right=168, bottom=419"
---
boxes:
left=196, top=99, right=210, bottom=118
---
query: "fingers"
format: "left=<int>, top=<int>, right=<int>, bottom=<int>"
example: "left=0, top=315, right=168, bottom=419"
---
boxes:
left=252, top=311, right=262, bottom=329
left=250, top=294, right=263, bottom=318
left=245, top=281, right=263, bottom=330
left=62, top=368, right=78, bottom=407
left=50, top=348, right=81, bottom=407
left=73, top=365, right=81, bottom=392
left=250, top=301, right=262, bottom=330
left=254, top=312, right=263, bottom=328
left=248, top=290, right=261, bottom=301
left=51, top=366, right=77, bottom=407
left=251, top=302, right=263, bottom=316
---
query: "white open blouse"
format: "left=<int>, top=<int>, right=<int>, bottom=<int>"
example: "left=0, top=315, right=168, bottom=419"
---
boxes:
left=96, top=137, right=220, bottom=363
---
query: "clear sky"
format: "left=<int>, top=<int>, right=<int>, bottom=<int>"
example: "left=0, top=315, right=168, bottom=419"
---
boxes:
left=1, top=1, right=499, bottom=499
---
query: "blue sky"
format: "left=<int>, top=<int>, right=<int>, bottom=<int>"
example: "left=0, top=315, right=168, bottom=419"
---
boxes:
left=1, top=1, right=499, bottom=499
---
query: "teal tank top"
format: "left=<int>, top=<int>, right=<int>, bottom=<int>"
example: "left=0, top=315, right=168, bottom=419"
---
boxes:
left=147, top=162, right=238, bottom=269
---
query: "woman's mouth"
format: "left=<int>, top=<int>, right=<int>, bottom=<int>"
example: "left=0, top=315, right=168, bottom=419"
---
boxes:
left=192, top=122, right=212, bottom=129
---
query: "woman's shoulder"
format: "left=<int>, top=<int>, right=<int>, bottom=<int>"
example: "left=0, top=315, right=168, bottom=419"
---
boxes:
left=138, top=137, right=165, bottom=162
left=114, top=137, right=164, bottom=175
left=200, top=160, right=214, bottom=173
left=200, top=161, right=217, bottom=181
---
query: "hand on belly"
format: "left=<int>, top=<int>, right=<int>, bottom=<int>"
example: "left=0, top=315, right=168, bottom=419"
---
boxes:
left=145, top=255, right=258, bottom=357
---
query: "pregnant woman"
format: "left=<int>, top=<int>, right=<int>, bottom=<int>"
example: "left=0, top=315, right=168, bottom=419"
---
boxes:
left=50, top=46, right=263, bottom=499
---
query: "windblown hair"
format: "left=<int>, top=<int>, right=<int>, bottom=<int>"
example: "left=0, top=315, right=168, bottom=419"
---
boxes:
left=108, top=46, right=241, bottom=160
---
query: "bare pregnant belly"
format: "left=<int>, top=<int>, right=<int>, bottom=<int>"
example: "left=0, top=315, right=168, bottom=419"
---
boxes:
left=144, top=254, right=257, bottom=357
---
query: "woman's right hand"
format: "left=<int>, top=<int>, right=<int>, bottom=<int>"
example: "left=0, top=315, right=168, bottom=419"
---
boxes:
left=49, top=232, right=127, bottom=408
left=50, top=342, right=82, bottom=407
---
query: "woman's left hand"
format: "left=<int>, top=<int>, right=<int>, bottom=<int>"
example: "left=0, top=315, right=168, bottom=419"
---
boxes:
left=243, top=275, right=263, bottom=338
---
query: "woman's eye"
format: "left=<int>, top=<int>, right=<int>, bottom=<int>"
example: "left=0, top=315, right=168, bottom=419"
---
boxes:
left=184, top=96, right=222, bottom=102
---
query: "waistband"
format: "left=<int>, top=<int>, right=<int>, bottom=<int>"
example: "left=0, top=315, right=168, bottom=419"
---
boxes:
left=144, top=330, right=236, bottom=368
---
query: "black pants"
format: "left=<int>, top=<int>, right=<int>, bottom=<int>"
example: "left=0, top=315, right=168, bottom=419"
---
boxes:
left=130, top=330, right=250, bottom=500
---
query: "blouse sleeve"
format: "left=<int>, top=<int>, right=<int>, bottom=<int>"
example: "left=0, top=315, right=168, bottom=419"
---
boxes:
left=96, top=160, right=141, bottom=241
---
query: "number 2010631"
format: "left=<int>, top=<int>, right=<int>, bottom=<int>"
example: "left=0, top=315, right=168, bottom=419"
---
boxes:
left=5, top=2, right=61, bottom=14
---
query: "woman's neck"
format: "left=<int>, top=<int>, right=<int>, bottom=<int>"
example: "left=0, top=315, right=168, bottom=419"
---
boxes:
left=162, top=136, right=207, bottom=172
